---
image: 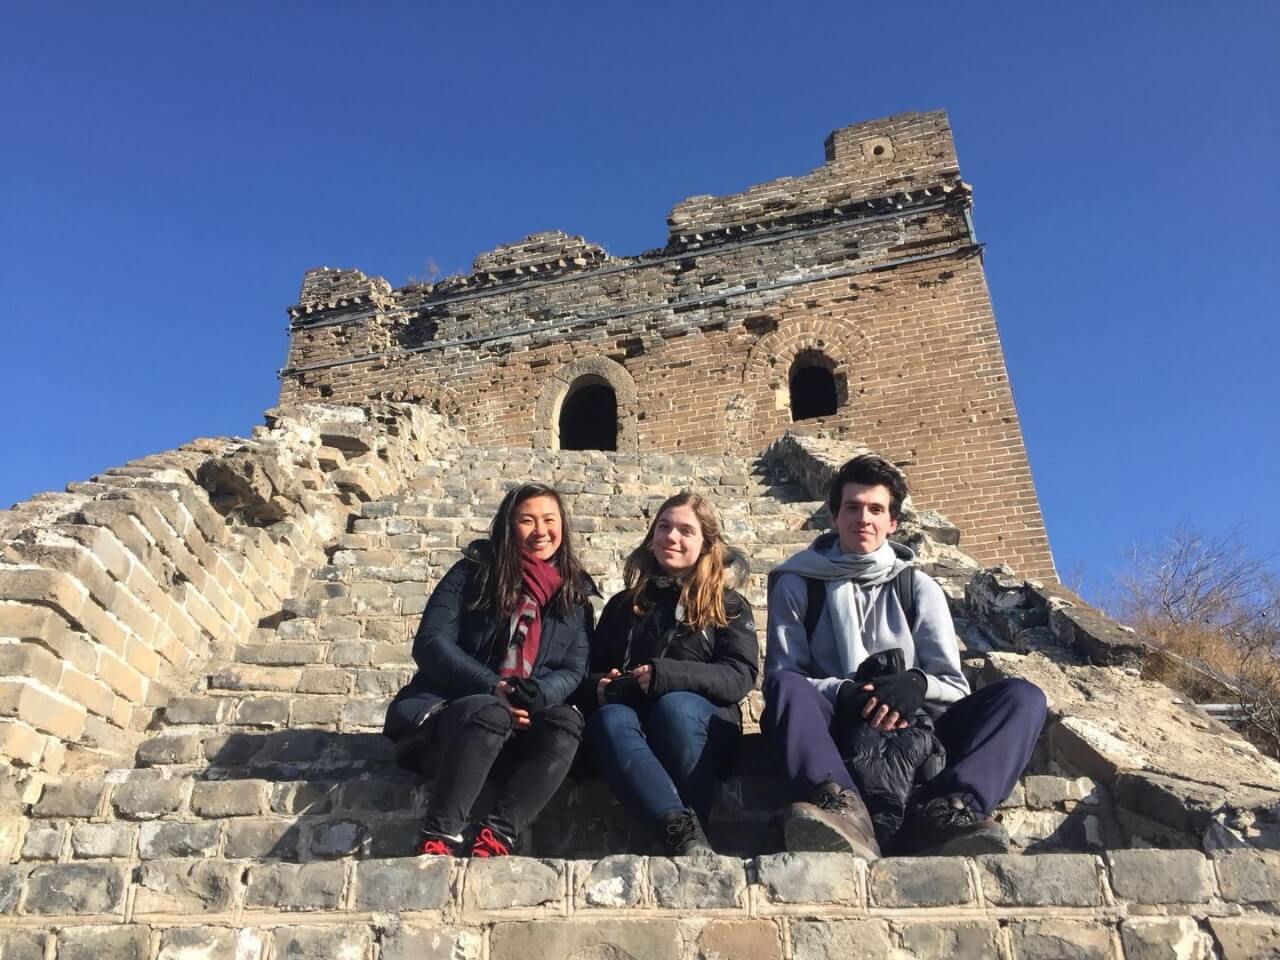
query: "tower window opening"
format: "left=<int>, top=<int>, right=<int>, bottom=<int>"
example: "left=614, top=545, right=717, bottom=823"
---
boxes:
left=559, top=378, right=618, bottom=451
left=790, top=363, right=838, bottom=421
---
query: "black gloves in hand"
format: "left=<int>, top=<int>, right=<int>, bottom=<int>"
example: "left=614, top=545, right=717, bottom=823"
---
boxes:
left=602, top=675, right=646, bottom=709
left=837, top=669, right=927, bottom=723
left=505, top=677, right=547, bottom=713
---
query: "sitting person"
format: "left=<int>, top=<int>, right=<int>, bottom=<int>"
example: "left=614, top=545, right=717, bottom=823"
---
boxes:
left=763, top=454, right=1046, bottom=858
left=383, top=482, right=594, bottom=857
left=578, top=492, right=758, bottom=855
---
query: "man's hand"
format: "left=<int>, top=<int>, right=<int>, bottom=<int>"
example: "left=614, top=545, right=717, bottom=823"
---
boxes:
left=494, top=680, right=531, bottom=730
left=630, top=663, right=653, bottom=694
left=596, top=668, right=622, bottom=706
left=837, top=671, right=926, bottom=731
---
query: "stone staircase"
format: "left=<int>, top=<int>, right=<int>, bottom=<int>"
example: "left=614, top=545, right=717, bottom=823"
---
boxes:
left=4, top=434, right=1280, bottom=957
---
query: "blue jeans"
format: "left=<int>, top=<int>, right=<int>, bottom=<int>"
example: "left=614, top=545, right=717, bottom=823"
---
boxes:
left=586, top=691, right=737, bottom=825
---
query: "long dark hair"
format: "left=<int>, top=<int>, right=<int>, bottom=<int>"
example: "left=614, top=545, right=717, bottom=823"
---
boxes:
left=624, top=491, right=729, bottom=630
left=471, top=482, right=587, bottom=619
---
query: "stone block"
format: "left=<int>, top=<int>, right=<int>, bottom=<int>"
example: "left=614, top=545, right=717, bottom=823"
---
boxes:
left=33, top=779, right=106, bottom=817
left=0, top=929, right=48, bottom=960
left=490, top=920, right=682, bottom=960
left=354, top=856, right=451, bottom=911
left=1024, top=774, right=1104, bottom=808
left=164, top=696, right=232, bottom=724
left=576, top=855, right=644, bottom=908
left=157, top=926, right=266, bottom=960
left=268, top=924, right=373, bottom=960
left=202, top=733, right=260, bottom=765
left=649, top=854, right=746, bottom=909
left=225, top=818, right=301, bottom=859
left=271, top=780, right=338, bottom=815
left=235, top=697, right=290, bottom=727
left=696, top=920, right=783, bottom=960
left=756, top=852, right=860, bottom=905
left=70, top=821, right=135, bottom=858
left=0, top=866, right=27, bottom=914
left=310, top=818, right=367, bottom=857
left=134, top=859, right=240, bottom=914
left=789, top=919, right=891, bottom=959
left=1008, top=920, right=1117, bottom=959
left=138, top=820, right=222, bottom=858
left=0, top=641, right=64, bottom=687
left=21, top=822, right=63, bottom=859
left=1214, top=850, right=1280, bottom=904
left=111, top=775, right=188, bottom=819
left=1208, top=918, right=1280, bottom=960
left=1120, top=917, right=1214, bottom=960
left=466, top=857, right=565, bottom=910
left=868, top=856, right=971, bottom=907
left=190, top=778, right=267, bottom=816
left=977, top=853, right=1103, bottom=906
left=1107, top=849, right=1214, bottom=903
left=898, top=921, right=1003, bottom=960
left=135, top=734, right=202, bottom=766
left=245, top=861, right=345, bottom=911
left=57, top=923, right=151, bottom=960
left=22, top=863, right=127, bottom=915
left=382, top=923, right=482, bottom=960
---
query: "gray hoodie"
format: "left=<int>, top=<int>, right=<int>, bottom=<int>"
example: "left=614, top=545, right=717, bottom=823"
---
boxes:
left=765, top=534, right=969, bottom=707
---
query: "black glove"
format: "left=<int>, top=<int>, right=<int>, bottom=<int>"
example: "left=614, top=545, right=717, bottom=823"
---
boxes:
left=837, top=670, right=927, bottom=723
left=602, top=675, right=646, bottom=709
left=505, top=677, right=547, bottom=713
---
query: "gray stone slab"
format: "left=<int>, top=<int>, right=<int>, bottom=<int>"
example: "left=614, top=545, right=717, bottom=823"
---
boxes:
left=33, top=781, right=106, bottom=818
left=134, top=859, right=240, bottom=914
left=268, top=923, right=373, bottom=960
left=354, top=857, right=451, bottom=911
left=157, top=926, right=266, bottom=960
left=1009, top=920, right=1116, bottom=960
left=576, top=855, right=644, bottom=908
left=23, top=863, right=127, bottom=915
left=70, top=821, right=135, bottom=859
left=466, top=857, right=565, bottom=910
left=696, top=920, right=784, bottom=960
left=310, top=818, right=367, bottom=857
left=1120, top=917, right=1214, bottom=960
left=1208, top=918, right=1280, bottom=960
left=977, top=853, right=1103, bottom=906
left=650, top=854, right=745, bottom=909
left=490, top=920, right=682, bottom=960
left=756, top=852, right=860, bottom=905
left=20, top=822, right=63, bottom=859
left=868, top=856, right=971, bottom=907
left=225, top=818, right=301, bottom=859
left=57, top=923, right=151, bottom=960
left=138, top=820, right=221, bottom=858
left=789, top=919, right=892, bottom=960
left=111, top=776, right=188, bottom=820
left=898, top=921, right=1002, bottom=960
left=0, top=866, right=26, bottom=914
left=1214, top=850, right=1280, bottom=905
left=1107, top=849, right=1214, bottom=904
left=190, top=778, right=267, bottom=816
left=381, top=923, right=482, bottom=960
left=245, top=861, right=345, bottom=911
left=0, top=929, right=48, bottom=960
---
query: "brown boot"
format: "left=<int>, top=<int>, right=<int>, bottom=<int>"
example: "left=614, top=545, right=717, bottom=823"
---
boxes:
left=782, top=781, right=881, bottom=859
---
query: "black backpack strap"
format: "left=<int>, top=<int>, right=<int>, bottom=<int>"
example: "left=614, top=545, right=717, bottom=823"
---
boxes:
left=892, top=566, right=917, bottom=634
left=803, top=577, right=826, bottom=638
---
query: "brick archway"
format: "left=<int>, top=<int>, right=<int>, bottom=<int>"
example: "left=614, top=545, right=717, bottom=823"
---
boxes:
left=743, top=320, right=869, bottom=413
left=533, top=356, right=639, bottom=450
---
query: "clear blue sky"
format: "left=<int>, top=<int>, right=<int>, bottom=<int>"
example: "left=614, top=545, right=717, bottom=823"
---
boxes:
left=3, top=2, right=1276, bottom=599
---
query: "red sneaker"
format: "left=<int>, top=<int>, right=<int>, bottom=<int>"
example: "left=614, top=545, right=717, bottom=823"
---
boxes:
left=470, top=826, right=511, bottom=858
left=415, top=830, right=461, bottom=856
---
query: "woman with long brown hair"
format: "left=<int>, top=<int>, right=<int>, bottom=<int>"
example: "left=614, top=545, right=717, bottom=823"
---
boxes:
left=578, top=492, right=758, bottom=854
left=384, top=482, right=595, bottom=857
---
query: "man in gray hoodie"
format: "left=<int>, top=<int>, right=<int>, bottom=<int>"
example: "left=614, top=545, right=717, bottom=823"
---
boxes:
left=763, top=454, right=1046, bottom=857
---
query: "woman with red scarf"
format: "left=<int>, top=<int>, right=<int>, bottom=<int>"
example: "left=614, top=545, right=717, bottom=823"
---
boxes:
left=384, top=483, right=594, bottom=857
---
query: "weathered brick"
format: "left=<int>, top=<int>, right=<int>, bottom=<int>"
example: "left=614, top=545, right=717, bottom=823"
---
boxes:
left=190, top=778, right=267, bottom=816
left=868, top=856, right=970, bottom=907
left=138, top=820, right=222, bottom=858
left=977, top=853, right=1103, bottom=906
left=22, top=863, right=128, bottom=915
left=134, top=859, right=241, bottom=914
left=309, top=818, right=366, bottom=857
left=789, top=919, right=891, bottom=959
left=899, top=921, right=1003, bottom=960
left=1107, top=848, right=1214, bottom=903
left=575, top=855, right=644, bottom=908
left=157, top=926, right=266, bottom=960
left=111, top=775, right=189, bottom=819
left=20, top=821, right=63, bottom=859
left=34, top=780, right=107, bottom=818
left=0, top=929, right=47, bottom=960
left=1008, top=919, right=1117, bottom=960
left=756, top=851, right=860, bottom=905
left=57, top=923, right=151, bottom=960
left=354, top=856, right=452, bottom=911
left=649, top=855, right=746, bottom=910
left=490, top=920, right=680, bottom=960
left=696, top=920, right=783, bottom=960
left=135, top=734, right=202, bottom=766
left=245, top=861, right=345, bottom=911
left=269, top=923, right=373, bottom=959
left=467, top=857, right=565, bottom=911
left=225, top=818, right=301, bottom=859
left=1120, top=917, right=1214, bottom=960
left=70, top=821, right=135, bottom=858
left=1214, top=849, right=1280, bottom=905
left=0, top=678, right=86, bottom=740
left=0, top=866, right=28, bottom=914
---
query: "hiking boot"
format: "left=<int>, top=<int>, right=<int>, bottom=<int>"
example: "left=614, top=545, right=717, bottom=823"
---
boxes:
left=905, top=794, right=1010, bottom=856
left=659, top=808, right=713, bottom=856
left=782, top=781, right=880, bottom=859
left=415, top=828, right=463, bottom=856
left=470, top=825, right=512, bottom=858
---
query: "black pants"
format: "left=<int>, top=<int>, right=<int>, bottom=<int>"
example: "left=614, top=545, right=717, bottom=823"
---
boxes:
left=418, top=694, right=583, bottom=843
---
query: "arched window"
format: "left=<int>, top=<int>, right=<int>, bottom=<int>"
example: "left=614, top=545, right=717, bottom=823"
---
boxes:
left=558, top=376, right=618, bottom=451
left=789, top=356, right=839, bottom=421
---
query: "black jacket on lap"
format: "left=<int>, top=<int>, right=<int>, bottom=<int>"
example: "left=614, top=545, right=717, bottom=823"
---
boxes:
left=575, top=580, right=759, bottom=729
left=383, top=541, right=595, bottom=742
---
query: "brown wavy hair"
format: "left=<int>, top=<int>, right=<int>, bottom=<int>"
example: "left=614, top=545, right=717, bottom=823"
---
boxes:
left=471, top=482, right=587, bottom=619
left=624, top=492, right=729, bottom=630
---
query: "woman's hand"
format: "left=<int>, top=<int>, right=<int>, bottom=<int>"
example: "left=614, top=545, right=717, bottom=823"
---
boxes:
left=494, top=680, right=531, bottom=730
left=630, top=664, right=653, bottom=694
left=596, top=668, right=622, bottom=706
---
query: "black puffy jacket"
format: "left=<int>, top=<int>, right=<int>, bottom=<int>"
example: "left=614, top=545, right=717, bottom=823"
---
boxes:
left=383, top=541, right=595, bottom=741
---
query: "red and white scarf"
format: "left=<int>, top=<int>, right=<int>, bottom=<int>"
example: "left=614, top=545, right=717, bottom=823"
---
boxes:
left=499, top=553, right=563, bottom=678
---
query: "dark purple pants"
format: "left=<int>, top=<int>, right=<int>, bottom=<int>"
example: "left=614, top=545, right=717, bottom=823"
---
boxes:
left=761, top=670, right=1046, bottom=815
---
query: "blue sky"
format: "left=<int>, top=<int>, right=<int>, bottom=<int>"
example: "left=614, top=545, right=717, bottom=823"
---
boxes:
left=3, top=2, right=1276, bottom=598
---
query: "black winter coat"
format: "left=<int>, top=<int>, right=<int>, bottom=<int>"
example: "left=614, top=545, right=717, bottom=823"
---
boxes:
left=383, top=542, right=595, bottom=741
left=575, top=581, right=759, bottom=729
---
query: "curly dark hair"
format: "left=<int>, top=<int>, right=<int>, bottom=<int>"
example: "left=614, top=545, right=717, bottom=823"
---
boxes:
left=827, top=454, right=909, bottom=520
